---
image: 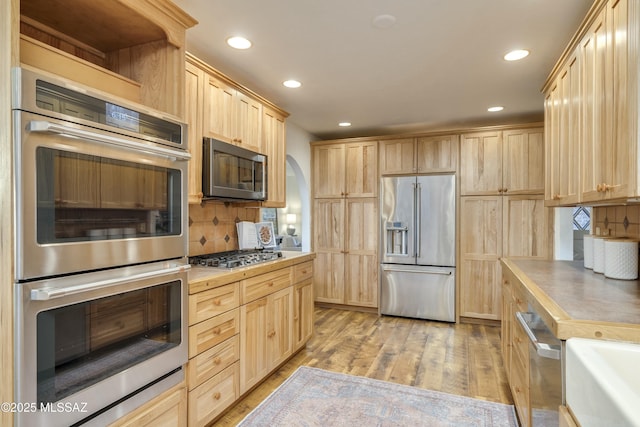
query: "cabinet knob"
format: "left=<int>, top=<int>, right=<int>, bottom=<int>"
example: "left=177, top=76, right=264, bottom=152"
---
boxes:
left=213, top=357, right=222, bottom=365
left=553, top=194, right=561, bottom=200
left=213, top=327, right=221, bottom=335
left=213, top=298, right=221, bottom=306
left=213, top=392, right=221, bottom=400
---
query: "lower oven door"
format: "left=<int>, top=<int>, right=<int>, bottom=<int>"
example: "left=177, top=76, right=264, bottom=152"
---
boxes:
left=15, top=261, right=189, bottom=427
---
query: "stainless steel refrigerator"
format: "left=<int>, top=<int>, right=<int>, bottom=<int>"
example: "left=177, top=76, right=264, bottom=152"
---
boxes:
left=380, top=174, right=456, bottom=321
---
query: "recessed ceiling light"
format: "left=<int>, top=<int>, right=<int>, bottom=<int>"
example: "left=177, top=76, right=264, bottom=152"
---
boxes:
left=283, top=80, right=302, bottom=88
left=488, top=106, right=504, bottom=112
left=372, top=14, right=397, bottom=29
left=226, top=36, right=252, bottom=50
left=338, top=122, right=352, bottom=127
left=504, top=49, right=530, bottom=61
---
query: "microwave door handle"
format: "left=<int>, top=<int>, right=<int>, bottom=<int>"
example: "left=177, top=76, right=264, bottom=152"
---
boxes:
left=30, top=264, right=190, bottom=301
left=27, top=120, right=191, bottom=161
left=515, top=311, right=561, bottom=360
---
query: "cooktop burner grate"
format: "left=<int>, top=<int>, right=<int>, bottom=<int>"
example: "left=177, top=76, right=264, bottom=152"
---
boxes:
left=189, top=249, right=282, bottom=269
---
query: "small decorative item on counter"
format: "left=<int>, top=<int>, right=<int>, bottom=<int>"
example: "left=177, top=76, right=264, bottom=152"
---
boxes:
left=604, top=239, right=639, bottom=280
left=592, top=236, right=606, bottom=274
left=583, top=234, right=594, bottom=269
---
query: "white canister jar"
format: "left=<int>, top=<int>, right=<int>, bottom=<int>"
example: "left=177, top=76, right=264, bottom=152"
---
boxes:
left=592, top=236, right=606, bottom=274
left=583, top=234, right=594, bottom=269
left=604, top=239, right=639, bottom=280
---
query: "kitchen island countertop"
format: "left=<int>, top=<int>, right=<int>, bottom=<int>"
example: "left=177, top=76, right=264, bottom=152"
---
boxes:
left=502, top=258, right=640, bottom=342
left=188, top=251, right=315, bottom=294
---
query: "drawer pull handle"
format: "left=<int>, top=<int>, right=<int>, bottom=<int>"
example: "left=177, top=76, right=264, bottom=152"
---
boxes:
left=213, top=392, right=221, bottom=400
left=213, top=357, right=222, bottom=365
left=267, top=282, right=274, bottom=287
left=213, top=298, right=221, bottom=306
left=213, top=327, right=221, bottom=335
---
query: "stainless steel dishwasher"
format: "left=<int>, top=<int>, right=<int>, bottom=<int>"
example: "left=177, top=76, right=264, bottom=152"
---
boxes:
left=516, top=308, right=564, bottom=427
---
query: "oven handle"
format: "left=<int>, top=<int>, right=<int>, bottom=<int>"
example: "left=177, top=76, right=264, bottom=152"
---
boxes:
left=27, top=120, right=191, bottom=161
left=515, top=311, right=561, bottom=360
left=30, top=264, right=190, bottom=301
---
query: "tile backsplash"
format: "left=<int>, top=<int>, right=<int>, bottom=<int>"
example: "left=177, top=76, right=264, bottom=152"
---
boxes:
left=188, top=201, right=260, bottom=256
left=592, top=205, right=640, bottom=238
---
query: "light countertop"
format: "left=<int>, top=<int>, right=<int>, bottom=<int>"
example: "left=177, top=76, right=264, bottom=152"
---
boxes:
left=502, top=259, right=640, bottom=342
left=188, top=251, right=315, bottom=294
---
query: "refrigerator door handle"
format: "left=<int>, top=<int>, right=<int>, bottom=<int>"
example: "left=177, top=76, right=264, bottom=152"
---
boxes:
left=415, top=182, right=421, bottom=258
left=381, top=266, right=452, bottom=275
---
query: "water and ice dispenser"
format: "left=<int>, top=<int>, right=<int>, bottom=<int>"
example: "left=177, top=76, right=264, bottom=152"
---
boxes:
left=385, top=222, right=409, bottom=256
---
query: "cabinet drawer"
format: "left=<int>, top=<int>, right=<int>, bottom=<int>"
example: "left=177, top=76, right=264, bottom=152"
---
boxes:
left=241, top=268, right=291, bottom=304
left=510, top=350, right=530, bottom=427
left=293, top=261, right=313, bottom=283
left=512, top=315, right=530, bottom=366
left=188, top=308, right=239, bottom=358
left=187, top=335, right=239, bottom=391
left=188, top=362, right=239, bottom=427
left=189, top=283, right=240, bottom=326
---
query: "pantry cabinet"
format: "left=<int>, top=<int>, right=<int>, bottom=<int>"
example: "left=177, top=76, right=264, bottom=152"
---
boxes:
left=311, top=140, right=378, bottom=309
left=185, top=54, right=288, bottom=205
left=459, top=126, right=548, bottom=321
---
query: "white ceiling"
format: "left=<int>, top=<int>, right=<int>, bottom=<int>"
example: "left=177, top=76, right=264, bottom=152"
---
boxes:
left=173, top=0, right=594, bottom=140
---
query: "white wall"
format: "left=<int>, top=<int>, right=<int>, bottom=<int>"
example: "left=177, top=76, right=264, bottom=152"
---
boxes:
left=282, top=121, right=319, bottom=252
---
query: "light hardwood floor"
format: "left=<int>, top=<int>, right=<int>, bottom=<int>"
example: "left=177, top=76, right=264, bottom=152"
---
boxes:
left=212, top=307, right=513, bottom=426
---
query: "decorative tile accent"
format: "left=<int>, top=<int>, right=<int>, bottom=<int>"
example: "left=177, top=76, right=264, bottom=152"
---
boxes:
left=213, top=216, right=219, bottom=226
left=604, top=216, right=609, bottom=229
left=235, top=216, right=241, bottom=223
left=624, top=216, right=630, bottom=230
left=199, top=236, right=207, bottom=246
left=573, top=207, right=591, bottom=231
left=189, top=217, right=193, bottom=227
left=224, top=234, right=230, bottom=243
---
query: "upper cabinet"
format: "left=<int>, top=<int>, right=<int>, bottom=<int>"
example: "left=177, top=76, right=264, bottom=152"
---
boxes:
left=379, top=135, right=458, bottom=175
left=203, top=74, right=262, bottom=153
left=543, top=0, right=639, bottom=205
left=312, top=141, right=378, bottom=199
left=185, top=54, right=288, bottom=205
left=460, top=128, right=544, bottom=196
left=19, top=0, right=197, bottom=118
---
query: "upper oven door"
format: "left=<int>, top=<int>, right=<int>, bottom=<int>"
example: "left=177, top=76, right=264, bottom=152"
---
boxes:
left=14, top=110, right=190, bottom=280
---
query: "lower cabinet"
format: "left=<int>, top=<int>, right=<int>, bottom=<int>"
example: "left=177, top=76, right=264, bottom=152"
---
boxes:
left=187, top=256, right=314, bottom=426
left=502, top=267, right=532, bottom=427
left=109, top=382, right=187, bottom=427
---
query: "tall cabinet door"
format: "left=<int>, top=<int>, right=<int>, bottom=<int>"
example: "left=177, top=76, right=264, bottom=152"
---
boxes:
left=460, top=131, right=502, bottom=195
left=313, top=199, right=345, bottom=304
left=459, top=196, right=503, bottom=320
left=312, top=145, right=346, bottom=198
left=503, top=195, right=551, bottom=259
left=502, top=128, right=544, bottom=195
left=345, top=198, right=378, bottom=307
left=345, top=142, right=378, bottom=197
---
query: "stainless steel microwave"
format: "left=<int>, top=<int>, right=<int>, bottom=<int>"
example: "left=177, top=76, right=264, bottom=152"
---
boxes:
left=202, top=137, right=267, bottom=201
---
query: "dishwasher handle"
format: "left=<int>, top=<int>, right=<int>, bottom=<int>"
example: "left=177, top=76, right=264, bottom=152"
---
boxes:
left=515, top=311, right=561, bottom=360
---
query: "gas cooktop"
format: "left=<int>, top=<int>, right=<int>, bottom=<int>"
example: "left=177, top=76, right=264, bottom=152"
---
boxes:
left=189, top=249, right=282, bottom=269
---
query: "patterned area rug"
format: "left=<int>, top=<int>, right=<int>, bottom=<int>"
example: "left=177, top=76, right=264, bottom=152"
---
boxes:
left=238, top=366, right=518, bottom=426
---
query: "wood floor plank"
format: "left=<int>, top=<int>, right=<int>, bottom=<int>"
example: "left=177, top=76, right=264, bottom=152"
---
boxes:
left=211, top=308, right=513, bottom=426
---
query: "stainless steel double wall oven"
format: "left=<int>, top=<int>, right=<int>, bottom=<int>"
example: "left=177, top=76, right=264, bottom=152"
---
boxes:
left=13, top=66, right=190, bottom=426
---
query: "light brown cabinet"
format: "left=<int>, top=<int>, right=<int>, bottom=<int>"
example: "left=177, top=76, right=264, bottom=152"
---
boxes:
left=185, top=54, right=288, bottom=205
left=543, top=0, right=639, bottom=205
left=379, top=135, right=458, bottom=175
left=312, top=197, right=378, bottom=308
left=203, top=75, right=262, bottom=153
left=502, top=267, right=533, bottom=427
left=240, top=283, right=292, bottom=394
left=109, top=382, right=187, bottom=427
left=262, top=106, right=287, bottom=207
left=312, top=141, right=378, bottom=198
left=460, top=128, right=544, bottom=196
left=459, top=126, right=548, bottom=321
left=311, top=141, right=378, bottom=308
